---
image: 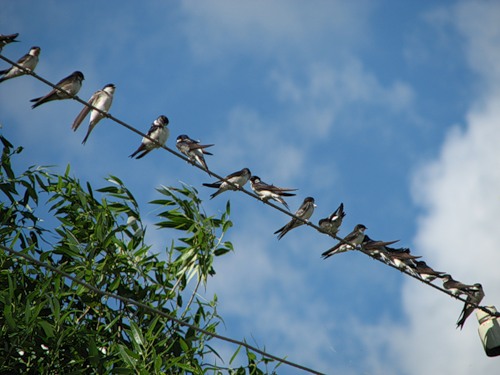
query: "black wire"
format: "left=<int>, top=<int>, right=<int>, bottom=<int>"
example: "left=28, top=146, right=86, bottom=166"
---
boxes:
left=0, top=244, right=326, bottom=375
left=0, top=52, right=497, bottom=321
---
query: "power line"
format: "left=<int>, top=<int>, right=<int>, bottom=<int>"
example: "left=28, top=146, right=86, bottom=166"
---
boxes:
left=0, top=244, right=326, bottom=375
left=0, top=52, right=497, bottom=319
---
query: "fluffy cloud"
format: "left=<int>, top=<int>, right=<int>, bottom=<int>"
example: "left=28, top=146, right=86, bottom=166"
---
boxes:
left=364, top=2, right=500, bottom=374
left=180, top=0, right=372, bottom=62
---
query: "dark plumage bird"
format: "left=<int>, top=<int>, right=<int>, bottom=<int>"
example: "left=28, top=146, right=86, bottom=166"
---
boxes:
left=442, top=274, right=477, bottom=297
left=31, top=71, right=84, bottom=108
left=203, top=167, right=251, bottom=199
left=385, top=247, right=421, bottom=275
left=176, top=134, right=214, bottom=174
left=321, top=224, right=367, bottom=259
left=411, top=260, right=445, bottom=282
left=274, top=197, right=316, bottom=240
left=456, top=283, right=485, bottom=330
left=0, top=33, right=19, bottom=51
left=318, top=203, right=345, bottom=237
left=129, top=115, right=169, bottom=159
left=360, top=235, right=399, bottom=263
left=249, top=175, right=297, bottom=210
left=0, top=46, right=40, bottom=83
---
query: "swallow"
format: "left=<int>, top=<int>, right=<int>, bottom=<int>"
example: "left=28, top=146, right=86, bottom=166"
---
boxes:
left=318, top=203, right=346, bottom=237
left=202, top=167, right=251, bottom=199
left=71, top=83, right=115, bottom=144
left=30, top=71, right=84, bottom=109
left=129, top=115, right=170, bottom=159
left=411, top=260, right=445, bottom=282
left=274, top=197, right=316, bottom=240
left=176, top=134, right=214, bottom=174
left=249, top=176, right=297, bottom=210
left=442, top=274, right=476, bottom=297
left=0, top=46, right=40, bottom=83
left=385, top=247, right=421, bottom=276
left=456, top=283, right=485, bottom=330
left=0, top=33, right=19, bottom=51
left=360, top=235, right=399, bottom=263
left=321, top=224, right=367, bottom=259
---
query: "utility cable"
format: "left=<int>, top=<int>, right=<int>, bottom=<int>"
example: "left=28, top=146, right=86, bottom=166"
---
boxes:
left=0, top=244, right=326, bottom=375
left=0, top=52, right=497, bottom=321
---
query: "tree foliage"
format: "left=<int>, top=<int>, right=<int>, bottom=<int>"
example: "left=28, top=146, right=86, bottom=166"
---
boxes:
left=0, top=135, right=278, bottom=374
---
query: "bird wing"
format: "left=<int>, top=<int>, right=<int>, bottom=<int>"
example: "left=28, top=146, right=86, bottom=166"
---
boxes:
left=71, top=93, right=96, bottom=130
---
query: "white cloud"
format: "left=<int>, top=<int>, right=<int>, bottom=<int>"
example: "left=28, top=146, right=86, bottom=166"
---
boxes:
left=180, top=0, right=372, bottom=62
left=454, top=1, right=500, bottom=86
left=210, top=106, right=306, bottom=183
left=204, top=211, right=347, bottom=373
left=365, top=2, right=500, bottom=374
left=267, top=59, right=416, bottom=142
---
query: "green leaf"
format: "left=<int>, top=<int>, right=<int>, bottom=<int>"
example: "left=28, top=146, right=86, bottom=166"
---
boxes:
left=38, top=320, right=55, bottom=338
left=230, top=345, right=242, bottom=365
left=118, top=345, right=139, bottom=367
left=129, top=321, right=144, bottom=348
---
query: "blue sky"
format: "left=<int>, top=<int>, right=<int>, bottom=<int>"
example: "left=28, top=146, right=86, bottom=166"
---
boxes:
left=2, top=1, right=500, bottom=374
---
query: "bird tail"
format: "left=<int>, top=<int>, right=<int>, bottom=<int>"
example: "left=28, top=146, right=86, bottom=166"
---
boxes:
left=321, top=245, right=344, bottom=259
left=30, top=97, right=43, bottom=109
left=456, top=305, right=469, bottom=330
left=135, top=150, right=149, bottom=159
left=197, top=157, right=212, bottom=176
left=209, top=190, right=223, bottom=200
left=202, top=182, right=221, bottom=189
left=129, top=145, right=145, bottom=159
left=276, top=197, right=290, bottom=210
left=274, top=225, right=286, bottom=235
left=82, top=124, right=96, bottom=145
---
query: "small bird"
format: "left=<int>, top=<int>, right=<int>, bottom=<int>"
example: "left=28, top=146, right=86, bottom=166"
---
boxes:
left=411, top=260, right=445, bottom=282
left=318, top=203, right=346, bottom=237
left=30, top=71, right=84, bottom=109
left=129, top=115, right=170, bottom=159
left=203, top=167, right=251, bottom=199
left=456, top=283, right=485, bottom=330
left=0, top=46, right=40, bottom=83
left=274, top=197, right=316, bottom=240
left=176, top=134, right=214, bottom=174
left=72, top=83, right=116, bottom=144
left=442, top=274, right=476, bottom=297
left=360, top=235, right=399, bottom=263
left=0, top=33, right=19, bottom=51
left=321, top=224, right=367, bottom=259
left=249, top=176, right=297, bottom=210
left=385, top=247, right=421, bottom=276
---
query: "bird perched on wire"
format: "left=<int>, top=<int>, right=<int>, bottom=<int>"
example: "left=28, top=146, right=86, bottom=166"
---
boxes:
left=360, top=235, right=399, bottom=263
left=176, top=134, right=214, bottom=175
left=318, top=203, right=345, bottom=237
left=203, top=167, right=251, bottom=199
left=72, top=83, right=115, bottom=144
left=442, top=274, right=477, bottom=297
left=129, top=115, right=169, bottom=159
left=0, top=33, right=19, bottom=51
left=385, top=247, right=421, bottom=276
left=249, top=176, right=297, bottom=210
left=274, top=197, right=316, bottom=240
left=456, top=283, right=485, bottom=330
left=0, top=46, right=40, bottom=83
left=321, top=224, right=367, bottom=259
left=30, top=71, right=84, bottom=109
left=411, top=260, right=445, bottom=282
